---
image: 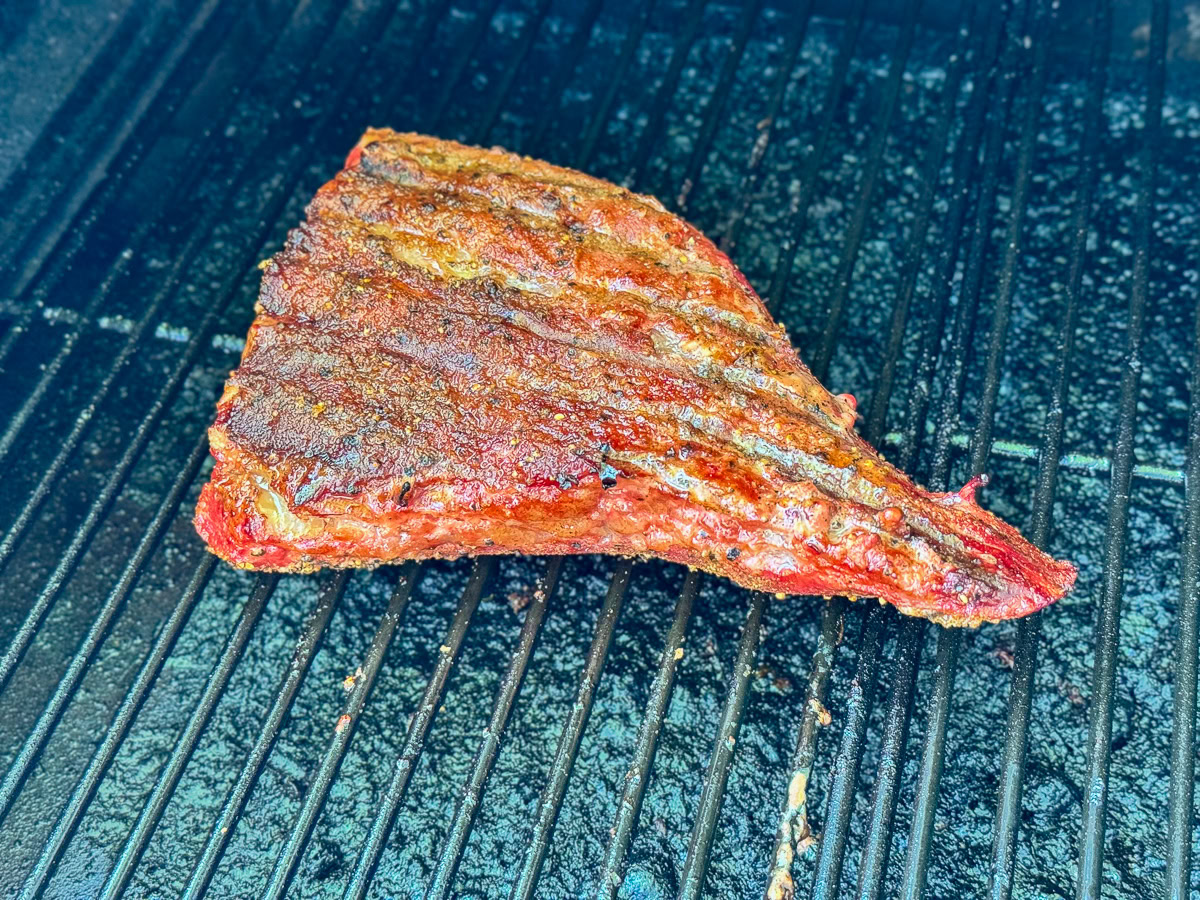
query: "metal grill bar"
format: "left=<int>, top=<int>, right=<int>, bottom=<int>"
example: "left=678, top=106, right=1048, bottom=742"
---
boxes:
left=525, top=0, right=605, bottom=153
left=17, top=553, right=218, bottom=899
left=986, top=3, right=1111, bottom=897
left=809, top=0, right=922, bottom=381
left=810, top=603, right=886, bottom=899
left=1, top=417, right=217, bottom=691
left=850, top=15, right=989, bottom=895
left=968, top=8, right=1052, bottom=474
left=425, top=558, right=561, bottom=899
left=674, top=0, right=763, bottom=210
left=597, top=570, right=700, bottom=898
left=898, top=5, right=1053, bottom=896
left=764, top=600, right=841, bottom=900
left=343, top=558, right=493, bottom=900
left=853, top=613, right=922, bottom=900
left=928, top=25, right=1024, bottom=485
left=897, top=627, right=959, bottom=900
left=576, top=0, right=657, bottom=170
left=99, top=573, right=280, bottom=900
left=470, top=0, right=553, bottom=145
left=0, top=0, right=360, bottom=571
left=1076, top=2, right=1167, bottom=896
left=895, top=17, right=1001, bottom=468
left=762, top=0, right=867, bottom=312
left=889, top=432, right=1189, bottom=484
left=0, top=0, right=374, bottom=701
left=180, top=571, right=349, bottom=900
left=427, top=0, right=505, bottom=134
left=463, top=0, right=566, bottom=151
left=263, top=563, right=420, bottom=900
left=717, top=0, right=813, bottom=253
left=0, top=430, right=211, bottom=824
left=510, top=559, right=632, bottom=900
left=1166, top=291, right=1200, bottom=900
left=0, top=0, right=414, bottom=707
left=0, top=0, right=230, bottom=296
left=678, top=592, right=768, bottom=898
left=864, top=0, right=988, bottom=445
left=366, top=0, right=457, bottom=121
left=0, top=0, right=321, bottom=471
left=625, top=0, right=709, bottom=190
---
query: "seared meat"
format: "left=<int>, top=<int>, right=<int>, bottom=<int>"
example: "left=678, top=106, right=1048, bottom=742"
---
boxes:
left=195, top=129, right=1076, bottom=626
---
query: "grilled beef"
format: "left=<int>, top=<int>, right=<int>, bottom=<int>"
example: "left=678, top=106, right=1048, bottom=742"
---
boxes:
left=194, top=129, right=1076, bottom=626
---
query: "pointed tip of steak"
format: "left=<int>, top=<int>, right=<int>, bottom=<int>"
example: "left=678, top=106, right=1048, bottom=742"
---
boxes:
left=903, top=485, right=1077, bottom=626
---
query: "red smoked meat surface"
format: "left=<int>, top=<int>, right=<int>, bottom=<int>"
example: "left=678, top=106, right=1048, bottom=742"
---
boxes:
left=195, top=130, right=1076, bottom=626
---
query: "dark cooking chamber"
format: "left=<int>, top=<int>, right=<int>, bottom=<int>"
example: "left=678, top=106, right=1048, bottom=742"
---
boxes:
left=0, top=0, right=1197, bottom=897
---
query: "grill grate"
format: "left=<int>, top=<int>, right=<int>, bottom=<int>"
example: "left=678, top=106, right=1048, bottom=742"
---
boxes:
left=1168, top=281, right=1200, bottom=899
left=1078, top=2, right=1168, bottom=895
left=512, top=558, right=631, bottom=900
left=100, top=570, right=278, bottom=899
left=0, top=1, right=1196, bottom=897
left=0, top=0, right=235, bottom=299
left=989, top=1, right=1112, bottom=894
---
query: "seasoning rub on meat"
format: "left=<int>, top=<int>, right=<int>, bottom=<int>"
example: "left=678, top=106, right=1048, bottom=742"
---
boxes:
left=194, top=129, right=1076, bottom=626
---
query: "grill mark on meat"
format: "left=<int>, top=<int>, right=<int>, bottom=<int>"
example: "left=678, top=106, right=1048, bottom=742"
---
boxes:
left=260, top=272, right=839, bottom=458
left=227, top=320, right=827, bottom=507
left=268, top=210, right=851, bottom=438
left=251, top=271, right=872, bottom=500
left=313, top=180, right=780, bottom=346
left=332, top=140, right=777, bottom=316
left=227, top=316, right=1008, bottom=597
left=345, top=163, right=733, bottom=285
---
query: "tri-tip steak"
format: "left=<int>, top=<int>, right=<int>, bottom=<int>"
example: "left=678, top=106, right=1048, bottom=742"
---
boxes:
left=195, top=130, right=1076, bottom=626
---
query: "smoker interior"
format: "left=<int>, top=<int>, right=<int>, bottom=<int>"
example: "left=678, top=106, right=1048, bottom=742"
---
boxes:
left=0, top=0, right=1197, bottom=897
